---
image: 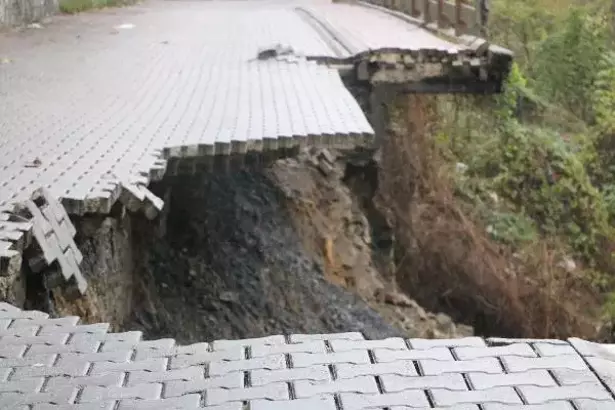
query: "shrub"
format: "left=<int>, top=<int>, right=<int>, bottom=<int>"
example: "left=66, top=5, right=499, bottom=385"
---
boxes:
left=531, top=9, right=610, bottom=122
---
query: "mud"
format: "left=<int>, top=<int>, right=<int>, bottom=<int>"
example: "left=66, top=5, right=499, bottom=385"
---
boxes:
left=129, top=166, right=404, bottom=343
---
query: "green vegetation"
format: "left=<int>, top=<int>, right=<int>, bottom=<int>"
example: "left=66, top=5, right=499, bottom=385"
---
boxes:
left=59, top=0, right=122, bottom=14
left=436, top=0, right=615, bottom=330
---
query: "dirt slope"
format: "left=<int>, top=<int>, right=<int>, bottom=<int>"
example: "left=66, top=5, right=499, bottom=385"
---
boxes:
left=126, top=149, right=471, bottom=343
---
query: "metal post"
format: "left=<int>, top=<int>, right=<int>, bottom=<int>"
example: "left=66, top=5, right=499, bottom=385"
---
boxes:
left=411, top=0, right=419, bottom=17
left=455, top=0, right=462, bottom=35
left=424, top=0, right=431, bottom=24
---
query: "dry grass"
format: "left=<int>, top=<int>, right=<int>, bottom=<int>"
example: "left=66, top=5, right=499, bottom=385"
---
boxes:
left=376, top=93, right=602, bottom=338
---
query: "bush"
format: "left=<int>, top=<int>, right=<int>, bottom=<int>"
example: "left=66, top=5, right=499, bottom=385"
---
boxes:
left=531, top=9, right=610, bottom=122
left=592, top=52, right=615, bottom=136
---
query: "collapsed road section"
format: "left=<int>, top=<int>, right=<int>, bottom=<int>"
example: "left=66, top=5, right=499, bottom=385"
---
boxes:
left=0, top=0, right=511, bottom=299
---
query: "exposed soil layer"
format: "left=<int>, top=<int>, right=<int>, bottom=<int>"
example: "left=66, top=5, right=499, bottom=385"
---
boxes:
left=129, top=166, right=405, bottom=343
left=268, top=149, right=472, bottom=339
left=123, top=150, right=472, bottom=343
left=26, top=147, right=472, bottom=343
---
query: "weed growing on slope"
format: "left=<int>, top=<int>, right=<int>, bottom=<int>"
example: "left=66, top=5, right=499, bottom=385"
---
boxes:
left=382, top=0, right=615, bottom=339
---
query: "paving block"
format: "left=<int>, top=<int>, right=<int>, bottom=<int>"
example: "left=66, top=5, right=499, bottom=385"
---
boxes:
left=294, top=375, right=380, bottom=397
left=251, top=340, right=326, bottom=358
left=340, top=391, right=431, bottom=409
left=409, top=337, right=486, bottom=349
left=420, top=357, right=504, bottom=375
left=482, top=403, right=575, bottom=410
left=574, top=399, right=615, bottom=409
left=289, top=332, right=364, bottom=343
left=291, top=350, right=371, bottom=368
left=336, top=360, right=418, bottom=379
left=79, top=383, right=163, bottom=403
left=502, top=355, right=587, bottom=373
left=127, top=366, right=203, bottom=386
left=381, top=372, right=467, bottom=392
left=550, top=368, right=602, bottom=386
left=454, top=343, right=537, bottom=360
left=373, top=346, right=454, bottom=362
left=431, top=386, right=523, bottom=407
left=212, top=335, right=286, bottom=350
left=209, top=354, right=286, bottom=375
left=205, top=383, right=290, bottom=405
left=90, top=357, right=167, bottom=375
left=533, top=342, right=578, bottom=357
left=468, top=370, right=557, bottom=390
left=329, top=337, right=407, bottom=352
left=251, top=365, right=331, bottom=386
left=250, top=396, right=338, bottom=410
left=584, top=356, right=615, bottom=393
left=33, top=403, right=117, bottom=410
left=170, top=348, right=244, bottom=369
left=518, top=382, right=613, bottom=404
left=117, top=394, right=201, bottom=409
left=163, top=372, right=244, bottom=397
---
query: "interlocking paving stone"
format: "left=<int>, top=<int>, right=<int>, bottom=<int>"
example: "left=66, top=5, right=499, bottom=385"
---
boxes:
left=251, top=340, right=326, bottom=357
left=1, top=0, right=377, bottom=298
left=210, top=354, right=287, bottom=375
left=207, top=383, right=290, bottom=405
left=482, top=403, right=575, bottom=409
left=410, top=336, right=487, bottom=349
left=581, top=357, right=615, bottom=392
left=4, top=305, right=615, bottom=409
left=289, top=331, right=365, bottom=342
left=336, top=360, right=418, bottom=378
left=295, top=375, right=380, bottom=397
left=340, top=391, right=431, bottom=409
left=574, top=398, right=615, bottom=409
left=420, top=357, right=504, bottom=375
left=551, top=368, right=602, bottom=385
left=533, top=342, right=578, bottom=357
left=1, top=1, right=375, bottom=219
left=454, top=343, right=537, bottom=360
left=373, top=346, right=454, bottom=362
left=170, top=348, right=244, bottom=369
left=292, top=350, right=371, bottom=367
left=251, top=396, right=338, bottom=410
left=252, top=366, right=331, bottom=385
left=329, top=337, right=407, bottom=352
left=127, top=366, right=204, bottom=386
left=502, top=355, right=588, bottom=372
left=468, top=370, right=557, bottom=389
left=212, top=335, right=287, bottom=350
left=298, top=1, right=462, bottom=55
left=0, top=0, right=514, bottom=301
left=164, top=373, right=243, bottom=398
left=381, top=373, right=468, bottom=391
left=117, top=394, right=201, bottom=410
left=518, top=383, right=612, bottom=403
left=1, top=189, right=85, bottom=294
left=432, top=386, right=524, bottom=406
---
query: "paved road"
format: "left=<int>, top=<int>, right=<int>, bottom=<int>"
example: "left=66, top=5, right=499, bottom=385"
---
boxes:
left=0, top=4, right=607, bottom=408
left=1, top=302, right=615, bottom=409
left=0, top=0, right=367, bottom=216
left=0, top=0, right=500, bottom=289
left=0, top=0, right=480, bottom=218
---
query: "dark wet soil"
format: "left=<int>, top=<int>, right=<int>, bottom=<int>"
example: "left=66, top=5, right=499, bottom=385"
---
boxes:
left=129, top=169, right=403, bottom=343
